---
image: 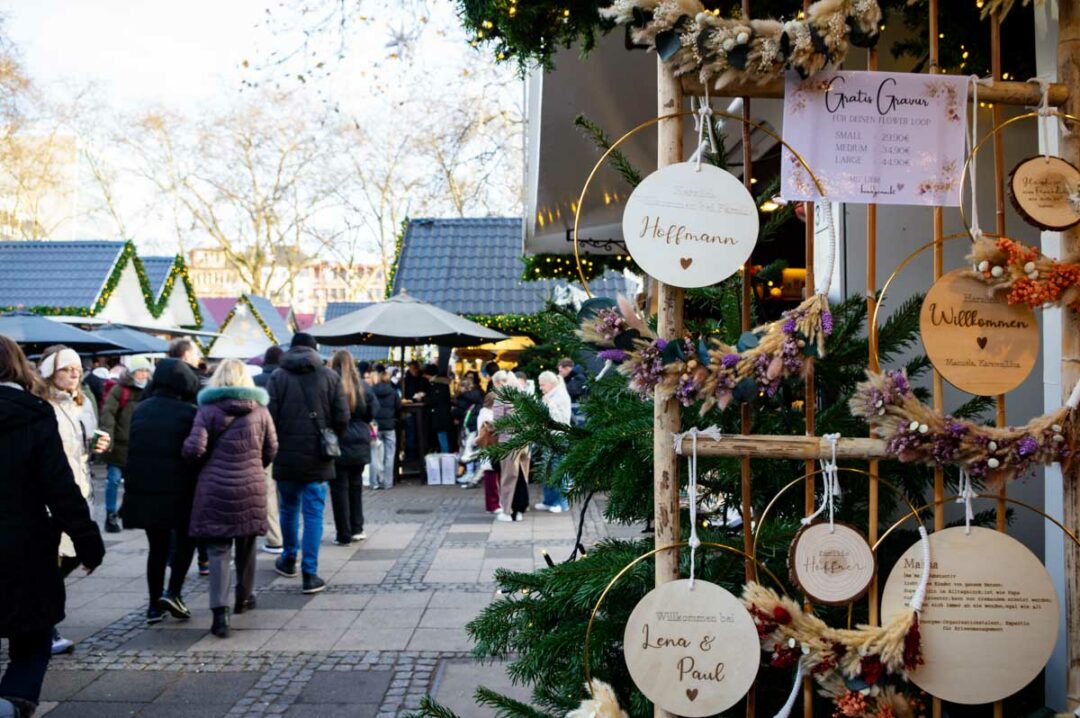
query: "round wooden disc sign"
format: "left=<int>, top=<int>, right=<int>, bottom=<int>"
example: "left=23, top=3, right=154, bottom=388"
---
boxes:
left=1009, top=155, right=1080, bottom=231
left=788, top=522, right=876, bottom=605
left=622, top=162, right=759, bottom=288
left=920, top=268, right=1038, bottom=396
left=881, top=527, right=1059, bottom=704
left=623, top=579, right=759, bottom=717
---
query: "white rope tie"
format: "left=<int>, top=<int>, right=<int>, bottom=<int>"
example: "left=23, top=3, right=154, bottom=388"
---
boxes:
left=813, top=199, right=838, bottom=294
left=967, top=75, right=988, bottom=240
left=689, top=90, right=718, bottom=170
left=956, top=469, right=976, bottom=535
left=772, top=662, right=804, bottom=718
left=802, top=433, right=841, bottom=531
left=595, top=359, right=613, bottom=381
left=673, top=427, right=722, bottom=589
left=1029, top=77, right=1052, bottom=162
left=909, top=525, right=932, bottom=613
left=1066, top=376, right=1080, bottom=409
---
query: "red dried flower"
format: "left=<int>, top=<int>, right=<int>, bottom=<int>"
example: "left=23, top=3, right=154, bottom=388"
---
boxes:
left=772, top=605, right=792, bottom=625
left=860, top=655, right=884, bottom=685
left=903, top=614, right=924, bottom=670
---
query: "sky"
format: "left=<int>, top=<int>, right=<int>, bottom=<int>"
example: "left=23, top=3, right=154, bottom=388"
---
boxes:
left=1, top=0, right=524, bottom=253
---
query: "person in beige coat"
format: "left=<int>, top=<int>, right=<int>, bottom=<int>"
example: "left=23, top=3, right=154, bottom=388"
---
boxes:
left=491, top=371, right=530, bottom=522
left=39, top=346, right=109, bottom=655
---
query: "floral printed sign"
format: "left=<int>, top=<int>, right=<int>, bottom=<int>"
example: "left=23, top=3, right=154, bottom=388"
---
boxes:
left=781, top=70, right=969, bottom=206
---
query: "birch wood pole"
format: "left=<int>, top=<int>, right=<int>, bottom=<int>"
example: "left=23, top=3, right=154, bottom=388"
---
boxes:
left=653, top=56, right=683, bottom=718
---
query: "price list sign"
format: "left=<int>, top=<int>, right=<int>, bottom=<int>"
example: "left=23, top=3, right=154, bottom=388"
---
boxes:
left=781, top=70, right=969, bottom=206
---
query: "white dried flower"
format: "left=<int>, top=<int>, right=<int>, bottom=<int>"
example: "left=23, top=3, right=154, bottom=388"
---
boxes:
left=987, top=457, right=1001, bottom=469
left=991, top=265, right=1004, bottom=278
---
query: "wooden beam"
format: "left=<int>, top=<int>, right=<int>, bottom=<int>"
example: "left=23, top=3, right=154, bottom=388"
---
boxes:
left=679, top=77, right=1068, bottom=107
left=676, top=434, right=887, bottom=460
left=1057, top=1, right=1080, bottom=709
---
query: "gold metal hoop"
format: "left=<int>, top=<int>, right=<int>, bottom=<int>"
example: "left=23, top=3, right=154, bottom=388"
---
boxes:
left=751, top=467, right=925, bottom=563
left=582, top=541, right=784, bottom=687
left=874, top=493, right=1080, bottom=551
left=958, top=110, right=1080, bottom=239
left=571, top=110, right=828, bottom=297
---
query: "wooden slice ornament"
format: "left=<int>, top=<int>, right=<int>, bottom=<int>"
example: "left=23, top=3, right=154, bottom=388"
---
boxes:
left=920, top=268, right=1038, bottom=396
left=880, top=526, right=1059, bottom=705
left=1008, top=155, right=1080, bottom=231
left=622, top=579, right=759, bottom=717
left=622, top=162, right=759, bottom=288
left=788, top=521, right=876, bottom=605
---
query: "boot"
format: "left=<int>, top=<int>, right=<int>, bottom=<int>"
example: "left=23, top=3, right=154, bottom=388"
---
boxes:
left=210, top=607, right=230, bottom=638
left=104, top=512, right=121, bottom=534
left=234, top=592, right=256, bottom=615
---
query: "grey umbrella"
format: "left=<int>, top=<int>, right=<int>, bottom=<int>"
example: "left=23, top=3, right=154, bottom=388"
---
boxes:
left=309, top=293, right=508, bottom=348
left=91, top=324, right=169, bottom=355
left=0, top=312, right=124, bottom=356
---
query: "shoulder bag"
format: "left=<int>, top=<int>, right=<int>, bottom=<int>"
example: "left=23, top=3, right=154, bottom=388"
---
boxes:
left=298, top=375, right=341, bottom=460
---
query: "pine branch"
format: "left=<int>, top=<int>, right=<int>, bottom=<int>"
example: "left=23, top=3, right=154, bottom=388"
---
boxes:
left=475, top=686, right=558, bottom=718
left=573, top=114, right=642, bottom=188
left=402, top=696, right=462, bottom=718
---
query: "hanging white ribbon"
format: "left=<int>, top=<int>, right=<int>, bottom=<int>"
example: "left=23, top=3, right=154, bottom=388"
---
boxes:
left=689, top=90, right=718, bottom=171
left=802, top=433, right=841, bottom=531
left=1067, top=376, right=1080, bottom=409
left=1028, top=76, right=1053, bottom=162
left=910, top=525, right=932, bottom=613
left=966, top=75, right=987, bottom=240
left=673, top=426, right=722, bottom=589
left=956, top=468, right=977, bottom=535
left=772, top=662, right=805, bottom=718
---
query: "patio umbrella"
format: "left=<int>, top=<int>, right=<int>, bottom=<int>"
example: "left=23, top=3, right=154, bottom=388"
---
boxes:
left=310, top=293, right=508, bottom=348
left=91, top=324, right=169, bottom=355
left=0, top=312, right=124, bottom=356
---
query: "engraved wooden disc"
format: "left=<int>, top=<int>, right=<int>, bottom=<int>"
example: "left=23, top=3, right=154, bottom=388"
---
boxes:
left=920, top=268, right=1039, bottom=396
left=788, top=521, right=876, bottom=606
left=1008, top=155, right=1080, bottom=231
left=622, top=579, right=759, bottom=717
left=880, top=526, right=1059, bottom=705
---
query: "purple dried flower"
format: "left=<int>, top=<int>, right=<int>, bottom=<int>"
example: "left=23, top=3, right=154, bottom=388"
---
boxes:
left=598, top=348, right=628, bottom=363
left=655, top=338, right=668, bottom=350
left=944, top=420, right=968, bottom=439
left=886, top=370, right=911, bottom=396
left=821, top=309, right=833, bottom=335
left=722, top=353, right=740, bottom=369
left=593, top=308, right=628, bottom=343
left=675, top=375, right=700, bottom=407
left=782, top=318, right=797, bottom=334
left=1016, top=435, right=1039, bottom=457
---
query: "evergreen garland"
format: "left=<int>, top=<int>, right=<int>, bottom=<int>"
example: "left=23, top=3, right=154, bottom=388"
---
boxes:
left=385, top=217, right=410, bottom=299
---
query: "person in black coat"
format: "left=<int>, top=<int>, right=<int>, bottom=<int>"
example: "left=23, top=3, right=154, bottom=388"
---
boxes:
left=422, top=364, right=453, bottom=453
left=121, top=359, right=201, bottom=625
left=327, top=351, right=379, bottom=545
left=0, top=336, right=105, bottom=716
left=253, top=345, right=282, bottom=390
left=453, top=378, right=484, bottom=434
left=265, top=334, right=349, bottom=590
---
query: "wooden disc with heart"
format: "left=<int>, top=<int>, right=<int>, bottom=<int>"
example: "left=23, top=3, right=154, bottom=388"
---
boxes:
left=1008, top=155, right=1080, bottom=231
left=622, top=579, right=759, bottom=717
left=920, top=268, right=1039, bottom=396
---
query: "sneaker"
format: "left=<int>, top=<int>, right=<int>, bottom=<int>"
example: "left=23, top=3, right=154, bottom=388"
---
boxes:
left=158, top=593, right=191, bottom=621
left=198, top=561, right=209, bottom=577
left=369, top=485, right=381, bottom=491
left=534, top=503, right=551, bottom=512
left=495, top=513, right=513, bottom=522
left=549, top=505, right=565, bottom=513
left=146, top=605, right=165, bottom=625
left=301, top=573, right=327, bottom=594
left=493, top=507, right=504, bottom=515
left=352, top=532, right=367, bottom=541
left=332, top=537, right=352, bottom=546
left=260, top=544, right=284, bottom=555
left=51, top=634, right=75, bottom=655
left=274, top=555, right=298, bottom=578
left=104, top=512, right=121, bottom=534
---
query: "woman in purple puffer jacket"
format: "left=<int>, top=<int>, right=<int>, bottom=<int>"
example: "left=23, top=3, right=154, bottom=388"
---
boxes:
left=183, top=359, right=278, bottom=639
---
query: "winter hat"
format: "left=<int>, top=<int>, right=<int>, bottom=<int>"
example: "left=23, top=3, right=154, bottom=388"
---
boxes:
left=128, top=355, right=153, bottom=373
left=40, top=348, right=81, bottom=379
left=291, top=333, right=317, bottom=350
left=92, top=367, right=110, bottom=379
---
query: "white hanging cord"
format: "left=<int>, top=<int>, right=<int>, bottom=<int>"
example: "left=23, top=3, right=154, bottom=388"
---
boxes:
left=673, top=426, right=722, bottom=589
left=802, top=433, right=841, bottom=531
left=1066, top=376, right=1080, bottom=409
left=689, top=89, right=717, bottom=170
left=966, top=75, right=987, bottom=240
left=956, top=468, right=977, bottom=535
left=1029, top=77, right=1053, bottom=162
left=595, top=359, right=613, bottom=380
left=909, top=525, right=932, bottom=613
left=772, top=662, right=804, bottom=718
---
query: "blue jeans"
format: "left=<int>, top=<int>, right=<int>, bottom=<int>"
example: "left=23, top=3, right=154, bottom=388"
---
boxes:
left=105, top=464, right=123, bottom=514
left=542, top=483, right=570, bottom=511
left=277, top=481, right=327, bottom=576
left=374, top=430, right=396, bottom=489
left=436, top=431, right=450, bottom=453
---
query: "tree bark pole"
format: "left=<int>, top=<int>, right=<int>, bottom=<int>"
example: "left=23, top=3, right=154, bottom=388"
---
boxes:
left=1058, top=2, right=1080, bottom=709
left=653, top=57, right=684, bottom=718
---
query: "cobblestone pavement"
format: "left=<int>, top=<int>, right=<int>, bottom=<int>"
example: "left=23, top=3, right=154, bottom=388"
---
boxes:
left=24, top=472, right=639, bottom=717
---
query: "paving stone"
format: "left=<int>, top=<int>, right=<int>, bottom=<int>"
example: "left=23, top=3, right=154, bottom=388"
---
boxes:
left=295, top=670, right=393, bottom=704
left=143, top=706, right=233, bottom=718
left=117, top=628, right=207, bottom=652
left=407, top=628, right=473, bottom=652
left=189, top=629, right=275, bottom=652
left=283, top=705, right=378, bottom=718
left=249, top=593, right=313, bottom=610
left=262, top=629, right=345, bottom=652
left=155, top=671, right=261, bottom=704
left=71, top=670, right=176, bottom=702
left=356, top=607, right=424, bottom=629
left=347, top=549, right=404, bottom=561
left=483, top=545, right=535, bottom=559
left=334, top=627, right=413, bottom=651
left=39, top=670, right=103, bottom=701
left=45, top=701, right=145, bottom=717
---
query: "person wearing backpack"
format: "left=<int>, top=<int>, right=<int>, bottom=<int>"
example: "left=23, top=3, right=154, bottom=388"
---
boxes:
left=99, top=355, right=152, bottom=533
left=327, top=351, right=379, bottom=545
left=183, top=360, right=277, bottom=638
left=266, top=334, right=349, bottom=595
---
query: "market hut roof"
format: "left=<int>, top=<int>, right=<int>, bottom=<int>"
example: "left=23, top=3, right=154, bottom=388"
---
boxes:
left=321, top=302, right=392, bottom=362
left=391, top=217, right=636, bottom=315
left=0, top=240, right=126, bottom=310
left=141, top=256, right=177, bottom=299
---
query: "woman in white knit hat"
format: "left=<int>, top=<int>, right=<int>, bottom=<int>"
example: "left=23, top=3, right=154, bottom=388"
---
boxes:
left=38, top=345, right=109, bottom=655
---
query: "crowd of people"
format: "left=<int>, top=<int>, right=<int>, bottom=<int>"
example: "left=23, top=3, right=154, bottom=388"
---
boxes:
left=0, top=331, right=586, bottom=717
